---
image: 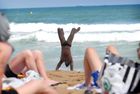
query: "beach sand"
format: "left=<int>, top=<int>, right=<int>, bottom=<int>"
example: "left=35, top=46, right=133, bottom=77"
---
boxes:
left=47, top=70, right=97, bottom=94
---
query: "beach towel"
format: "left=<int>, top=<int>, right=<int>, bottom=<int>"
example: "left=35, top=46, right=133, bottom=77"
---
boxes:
left=2, top=70, right=42, bottom=89
left=99, top=52, right=140, bottom=94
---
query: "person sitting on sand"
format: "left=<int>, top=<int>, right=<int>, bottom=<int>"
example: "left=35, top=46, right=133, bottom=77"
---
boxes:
left=0, top=13, right=58, bottom=94
left=5, top=49, right=58, bottom=86
left=0, top=42, right=58, bottom=94
left=68, top=45, right=140, bottom=93
left=56, top=27, right=80, bottom=71
left=0, top=13, right=58, bottom=86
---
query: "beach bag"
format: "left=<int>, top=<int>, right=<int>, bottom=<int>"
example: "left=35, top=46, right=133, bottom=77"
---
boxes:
left=99, top=52, right=140, bottom=94
left=0, top=13, right=10, bottom=41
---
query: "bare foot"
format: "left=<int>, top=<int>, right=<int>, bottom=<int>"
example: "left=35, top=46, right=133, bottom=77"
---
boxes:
left=57, top=28, right=64, bottom=35
left=71, top=27, right=80, bottom=34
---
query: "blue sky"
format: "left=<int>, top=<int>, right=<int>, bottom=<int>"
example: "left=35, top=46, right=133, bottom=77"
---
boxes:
left=0, top=0, right=140, bottom=9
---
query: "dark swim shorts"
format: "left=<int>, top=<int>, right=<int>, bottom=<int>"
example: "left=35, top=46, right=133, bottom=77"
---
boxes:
left=2, top=89, right=18, bottom=94
left=4, top=64, right=17, bottom=78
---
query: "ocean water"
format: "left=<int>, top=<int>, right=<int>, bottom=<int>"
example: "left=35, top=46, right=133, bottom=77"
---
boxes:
left=0, top=5, right=140, bottom=71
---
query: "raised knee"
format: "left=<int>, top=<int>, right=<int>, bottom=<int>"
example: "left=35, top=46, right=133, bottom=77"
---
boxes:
left=106, top=45, right=115, bottom=52
left=33, top=50, right=43, bottom=57
left=22, top=49, right=33, bottom=57
left=86, top=48, right=96, bottom=54
left=34, top=50, right=42, bottom=55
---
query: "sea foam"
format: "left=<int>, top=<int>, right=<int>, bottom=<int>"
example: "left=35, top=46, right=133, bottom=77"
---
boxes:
left=9, top=23, right=140, bottom=42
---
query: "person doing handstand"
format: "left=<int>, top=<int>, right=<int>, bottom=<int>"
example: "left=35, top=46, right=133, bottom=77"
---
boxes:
left=56, top=27, right=80, bottom=71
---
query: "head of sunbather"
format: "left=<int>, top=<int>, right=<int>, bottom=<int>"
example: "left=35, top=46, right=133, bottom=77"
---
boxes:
left=0, top=13, right=14, bottom=70
left=0, top=12, right=14, bottom=52
left=0, top=12, right=11, bottom=42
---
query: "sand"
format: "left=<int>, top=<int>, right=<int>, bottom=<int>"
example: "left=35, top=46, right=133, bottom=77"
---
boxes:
left=47, top=70, right=98, bottom=94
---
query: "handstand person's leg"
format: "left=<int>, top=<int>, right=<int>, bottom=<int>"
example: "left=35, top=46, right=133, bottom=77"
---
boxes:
left=16, top=79, right=58, bottom=94
left=57, top=28, right=66, bottom=45
left=83, top=48, right=102, bottom=86
left=9, top=50, right=38, bottom=74
left=67, top=27, right=80, bottom=45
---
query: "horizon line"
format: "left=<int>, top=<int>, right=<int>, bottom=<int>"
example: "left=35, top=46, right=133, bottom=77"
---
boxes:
left=0, top=3, right=140, bottom=10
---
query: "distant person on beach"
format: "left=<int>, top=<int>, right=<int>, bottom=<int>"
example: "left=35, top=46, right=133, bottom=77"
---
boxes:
left=56, top=27, right=80, bottom=71
left=0, top=13, right=58, bottom=94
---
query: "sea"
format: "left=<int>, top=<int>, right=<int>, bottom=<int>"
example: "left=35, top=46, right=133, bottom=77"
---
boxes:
left=0, top=4, right=140, bottom=71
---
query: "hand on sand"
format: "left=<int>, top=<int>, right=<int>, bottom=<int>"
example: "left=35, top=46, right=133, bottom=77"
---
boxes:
left=71, top=27, right=80, bottom=34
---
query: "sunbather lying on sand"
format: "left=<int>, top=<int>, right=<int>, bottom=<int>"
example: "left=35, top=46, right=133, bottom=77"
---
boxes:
left=68, top=45, right=140, bottom=94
